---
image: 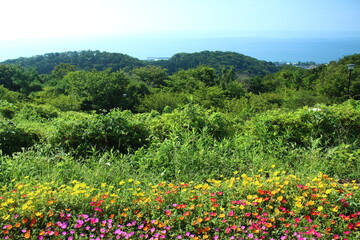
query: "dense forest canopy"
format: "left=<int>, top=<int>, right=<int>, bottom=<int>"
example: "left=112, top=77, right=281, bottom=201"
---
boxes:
left=1, top=50, right=279, bottom=76
left=0, top=51, right=359, bottom=114
left=1, top=50, right=145, bottom=74
left=151, top=51, right=280, bottom=76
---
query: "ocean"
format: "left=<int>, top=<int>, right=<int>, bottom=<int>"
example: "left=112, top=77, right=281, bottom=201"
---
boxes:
left=1, top=34, right=359, bottom=63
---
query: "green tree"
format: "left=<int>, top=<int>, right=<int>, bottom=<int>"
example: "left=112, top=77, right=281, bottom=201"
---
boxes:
left=316, top=63, right=360, bottom=101
left=51, top=63, right=77, bottom=80
left=166, top=66, right=217, bottom=92
left=63, top=69, right=130, bottom=110
left=132, top=66, right=169, bottom=87
left=0, top=64, right=42, bottom=95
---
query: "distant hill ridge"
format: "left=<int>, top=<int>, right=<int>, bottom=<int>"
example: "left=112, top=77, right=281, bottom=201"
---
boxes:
left=1, top=50, right=279, bottom=76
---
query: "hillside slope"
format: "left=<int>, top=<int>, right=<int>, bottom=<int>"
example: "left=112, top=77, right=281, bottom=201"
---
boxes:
left=152, top=51, right=279, bottom=75
left=2, top=50, right=279, bottom=76
left=1, top=50, right=145, bottom=74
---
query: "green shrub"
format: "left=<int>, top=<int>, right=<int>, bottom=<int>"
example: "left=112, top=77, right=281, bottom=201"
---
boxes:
left=50, top=109, right=149, bottom=156
left=0, top=120, right=38, bottom=155
left=146, top=104, right=233, bottom=141
left=246, top=100, right=360, bottom=148
left=14, top=103, right=59, bottom=121
left=136, top=91, right=189, bottom=113
left=0, top=100, right=18, bottom=118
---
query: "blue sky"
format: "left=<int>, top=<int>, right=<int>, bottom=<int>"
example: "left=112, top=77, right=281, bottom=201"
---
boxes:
left=0, top=0, right=359, bottom=61
left=1, top=0, right=359, bottom=39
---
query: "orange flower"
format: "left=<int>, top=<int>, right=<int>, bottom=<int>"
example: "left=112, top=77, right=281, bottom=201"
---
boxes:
left=24, top=232, right=31, bottom=239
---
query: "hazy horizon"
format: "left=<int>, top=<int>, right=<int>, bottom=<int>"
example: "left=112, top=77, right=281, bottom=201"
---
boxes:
left=1, top=0, right=359, bottom=63
left=1, top=31, right=359, bottom=63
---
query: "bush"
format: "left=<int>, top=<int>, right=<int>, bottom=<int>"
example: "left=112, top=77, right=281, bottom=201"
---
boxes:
left=0, top=120, right=38, bottom=155
left=0, top=100, right=18, bottom=118
left=246, top=100, right=360, bottom=148
left=14, top=103, right=59, bottom=121
left=136, top=91, right=189, bottom=113
left=50, top=109, right=150, bottom=156
left=145, top=104, right=233, bottom=141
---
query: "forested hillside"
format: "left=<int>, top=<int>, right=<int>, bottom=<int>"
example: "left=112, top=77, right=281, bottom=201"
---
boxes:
left=1, top=51, right=360, bottom=239
left=1, top=50, right=279, bottom=76
left=1, top=50, right=145, bottom=74
left=151, top=51, right=279, bottom=75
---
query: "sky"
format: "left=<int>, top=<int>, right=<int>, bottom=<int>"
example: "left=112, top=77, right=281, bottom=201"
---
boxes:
left=0, top=0, right=359, bottom=61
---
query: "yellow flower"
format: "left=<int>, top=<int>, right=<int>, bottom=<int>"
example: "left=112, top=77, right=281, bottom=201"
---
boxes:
left=307, top=200, right=315, bottom=206
left=295, top=202, right=303, bottom=208
left=317, top=206, right=324, bottom=211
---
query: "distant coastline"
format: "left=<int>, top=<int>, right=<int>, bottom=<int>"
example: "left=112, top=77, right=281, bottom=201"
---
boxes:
left=1, top=33, right=359, bottom=63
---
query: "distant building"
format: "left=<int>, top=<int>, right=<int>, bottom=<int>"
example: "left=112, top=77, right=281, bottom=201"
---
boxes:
left=145, top=57, right=170, bottom=61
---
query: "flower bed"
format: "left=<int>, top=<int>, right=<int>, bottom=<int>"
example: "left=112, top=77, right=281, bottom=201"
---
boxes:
left=1, top=171, right=359, bottom=239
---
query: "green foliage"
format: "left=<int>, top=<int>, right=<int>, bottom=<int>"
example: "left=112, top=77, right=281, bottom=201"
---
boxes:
left=153, top=50, right=279, bottom=76
left=62, top=69, right=130, bottom=110
left=279, top=89, right=328, bottom=109
left=165, top=66, right=215, bottom=92
left=322, top=143, right=360, bottom=180
left=0, top=64, right=42, bottom=95
left=315, top=54, right=360, bottom=100
left=51, top=63, right=77, bottom=80
left=132, top=66, right=169, bottom=87
left=0, top=85, right=22, bottom=103
left=146, top=104, right=233, bottom=141
left=136, top=91, right=189, bottom=113
left=50, top=110, right=150, bottom=156
left=0, top=119, right=38, bottom=155
left=1, top=51, right=360, bottom=187
left=193, top=85, right=227, bottom=109
left=14, top=103, right=60, bottom=122
left=222, top=93, right=283, bottom=120
left=30, top=86, right=82, bottom=111
left=246, top=100, right=360, bottom=149
left=0, top=100, right=18, bottom=118
left=2, top=50, right=145, bottom=74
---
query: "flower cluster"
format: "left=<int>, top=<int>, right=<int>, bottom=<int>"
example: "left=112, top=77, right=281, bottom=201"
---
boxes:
left=1, top=171, right=359, bottom=239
